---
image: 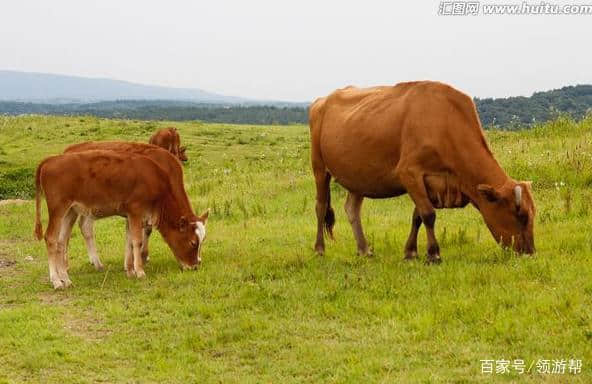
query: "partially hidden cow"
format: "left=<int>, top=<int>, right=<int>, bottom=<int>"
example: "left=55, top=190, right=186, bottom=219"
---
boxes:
left=63, top=141, right=192, bottom=270
left=309, top=81, right=536, bottom=263
left=149, top=127, right=187, bottom=162
left=34, top=150, right=208, bottom=289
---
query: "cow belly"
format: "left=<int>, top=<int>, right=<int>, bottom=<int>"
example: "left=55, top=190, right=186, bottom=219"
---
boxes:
left=71, top=202, right=125, bottom=219
left=319, top=120, right=404, bottom=198
left=325, top=159, right=405, bottom=198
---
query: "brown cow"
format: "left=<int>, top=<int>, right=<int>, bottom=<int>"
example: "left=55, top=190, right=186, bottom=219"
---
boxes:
left=149, top=127, right=187, bottom=162
left=34, top=150, right=209, bottom=289
left=64, top=141, right=190, bottom=269
left=309, top=81, right=535, bottom=263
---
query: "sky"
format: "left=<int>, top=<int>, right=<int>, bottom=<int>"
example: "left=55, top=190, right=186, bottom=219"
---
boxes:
left=1, top=0, right=591, bottom=102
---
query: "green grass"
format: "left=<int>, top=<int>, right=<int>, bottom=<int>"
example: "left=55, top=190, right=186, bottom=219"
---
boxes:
left=0, top=115, right=591, bottom=383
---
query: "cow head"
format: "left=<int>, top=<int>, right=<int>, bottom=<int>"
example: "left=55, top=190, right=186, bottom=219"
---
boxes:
left=166, top=209, right=209, bottom=269
left=178, top=146, right=188, bottom=162
left=477, top=181, right=536, bottom=254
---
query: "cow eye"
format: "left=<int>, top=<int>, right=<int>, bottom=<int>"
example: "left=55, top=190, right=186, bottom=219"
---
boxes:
left=190, top=239, right=198, bottom=248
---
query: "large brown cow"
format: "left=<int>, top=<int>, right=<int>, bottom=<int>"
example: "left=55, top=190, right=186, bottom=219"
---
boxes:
left=34, top=150, right=209, bottom=289
left=64, top=141, right=191, bottom=269
left=309, top=81, right=535, bottom=262
left=149, top=127, right=187, bottom=162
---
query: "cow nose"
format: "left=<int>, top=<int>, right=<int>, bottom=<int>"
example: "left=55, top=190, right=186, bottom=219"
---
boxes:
left=181, top=263, right=199, bottom=271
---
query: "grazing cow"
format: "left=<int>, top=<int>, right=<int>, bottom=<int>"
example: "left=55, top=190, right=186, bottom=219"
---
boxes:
left=309, top=81, right=536, bottom=262
left=64, top=141, right=190, bottom=269
left=149, top=127, right=187, bottom=162
left=34, top=150, right=209, bottom=289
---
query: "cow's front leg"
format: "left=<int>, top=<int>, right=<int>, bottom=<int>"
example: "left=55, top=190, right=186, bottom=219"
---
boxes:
left=141, top=224, right=152, bottom=264
left=79, top=215, right=104, bottom=271
left=124, top=221, right=134, bottom=277
left=399, top=168, right=441, bottom=264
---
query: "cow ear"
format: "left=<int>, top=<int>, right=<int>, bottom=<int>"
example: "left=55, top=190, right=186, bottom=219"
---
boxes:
left=199, top=209, right=210, bottom=224
left=179, top=216, right=188, bottom=232
left=477, top=184, right=501, bottom=202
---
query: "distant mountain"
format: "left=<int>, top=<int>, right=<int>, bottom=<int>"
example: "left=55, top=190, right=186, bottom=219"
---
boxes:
left=0, top=70, right=251, bottom=104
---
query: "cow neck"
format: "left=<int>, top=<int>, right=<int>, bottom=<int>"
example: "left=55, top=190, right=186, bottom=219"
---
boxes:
left=457, top=144, right=510, bottom=205
left=156, top=189, right=194, bottom=234
left=171, top=184, right=194, bottom=217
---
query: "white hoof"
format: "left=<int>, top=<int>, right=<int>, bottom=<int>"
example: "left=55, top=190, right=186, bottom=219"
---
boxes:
left=52, top=279, right=65, bottom=290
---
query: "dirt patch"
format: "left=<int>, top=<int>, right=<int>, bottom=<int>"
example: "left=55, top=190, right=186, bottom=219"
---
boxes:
left=63, top=311, right=112, bottom=342
left=0, top=246, right=18, bottom=274
left=0, top=259, right=16, bottom=268
left=38, top=291, right=74, bottom=306
left=0, top=199, right=30, bottom=206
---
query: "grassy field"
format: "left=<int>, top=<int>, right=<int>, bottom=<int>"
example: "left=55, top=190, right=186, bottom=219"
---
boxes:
left=0, top=115, right=591, bottom=383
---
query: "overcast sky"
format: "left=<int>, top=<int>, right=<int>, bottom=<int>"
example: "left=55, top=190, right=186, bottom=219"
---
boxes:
left=1, top=0, right=590, bottom=101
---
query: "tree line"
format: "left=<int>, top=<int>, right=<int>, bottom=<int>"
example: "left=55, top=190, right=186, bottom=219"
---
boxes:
left=1, top=84, right=591, bottom=128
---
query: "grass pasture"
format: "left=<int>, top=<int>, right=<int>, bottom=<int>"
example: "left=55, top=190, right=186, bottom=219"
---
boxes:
left=0, top=115, right=591, bottom=382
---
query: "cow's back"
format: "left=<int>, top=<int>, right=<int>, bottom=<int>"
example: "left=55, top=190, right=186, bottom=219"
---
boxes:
left=39, top=151, right=169, bottom=215
left=66, top=141, right=179, bottom=173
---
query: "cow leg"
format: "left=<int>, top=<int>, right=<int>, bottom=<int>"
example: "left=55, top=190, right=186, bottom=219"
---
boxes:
left=344, top=192, right=372, bottom=256
left=404, top=207, right=422, bottom=260
left=44, top=206, right=68, bottom=289
left=124, top=221, right=134, bottom=276
left=128, top=216, right=146, bottom=278
left=79, top=215, right=104, bottom=271
left=399, top=170, right=441, bottom=264
left=313, top=171, right=333, bottom=254
left=141, top=225, right=152, bottom=264
left=62, top=213, right=78, bottom=271
left=56, top=209, right=78, bottom=287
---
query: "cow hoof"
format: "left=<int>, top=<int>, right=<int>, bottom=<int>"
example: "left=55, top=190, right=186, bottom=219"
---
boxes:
left=404, top=250, right=418, bottom=260
left=126, top=269, right=135, bottom=278
left=426, top=254, right=442, bottom=265
left=359, top=248, right=374, bottom=257
left=135, top=270, right=146, bottom=279
left=52, top=279, right=66, bottom=290
left=95, top=264, right=104, bottom=272
left=314, top=244, right=325, bottom=255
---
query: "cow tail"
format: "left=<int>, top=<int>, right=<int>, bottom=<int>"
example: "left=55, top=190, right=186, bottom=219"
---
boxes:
left=34, top=162, right=44, bottom=241
left=325, top=181, right=335, bottom=239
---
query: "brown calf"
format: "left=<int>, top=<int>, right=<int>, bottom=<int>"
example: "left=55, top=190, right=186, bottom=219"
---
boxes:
left=149, top=127, right=187, bottom=162
left=64, top=141, right=192, bottom=269
left=34, top=150, right=208, bottom=289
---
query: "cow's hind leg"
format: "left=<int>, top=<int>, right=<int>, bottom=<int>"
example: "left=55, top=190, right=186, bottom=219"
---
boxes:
left=399, top=170, right=441, bottom=264
left=79, top=215, right=104, bottom=271
left=404, top=207, right=422, bottom=260
left=56, top=209, right=78, bottom=287
left=344, top=192, right=372, bottom=256
left=313, top=171, right=334, bottom=254
left=128, top=216, right=146, bottom=278
left=44, top=206, right=68, bottom=289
